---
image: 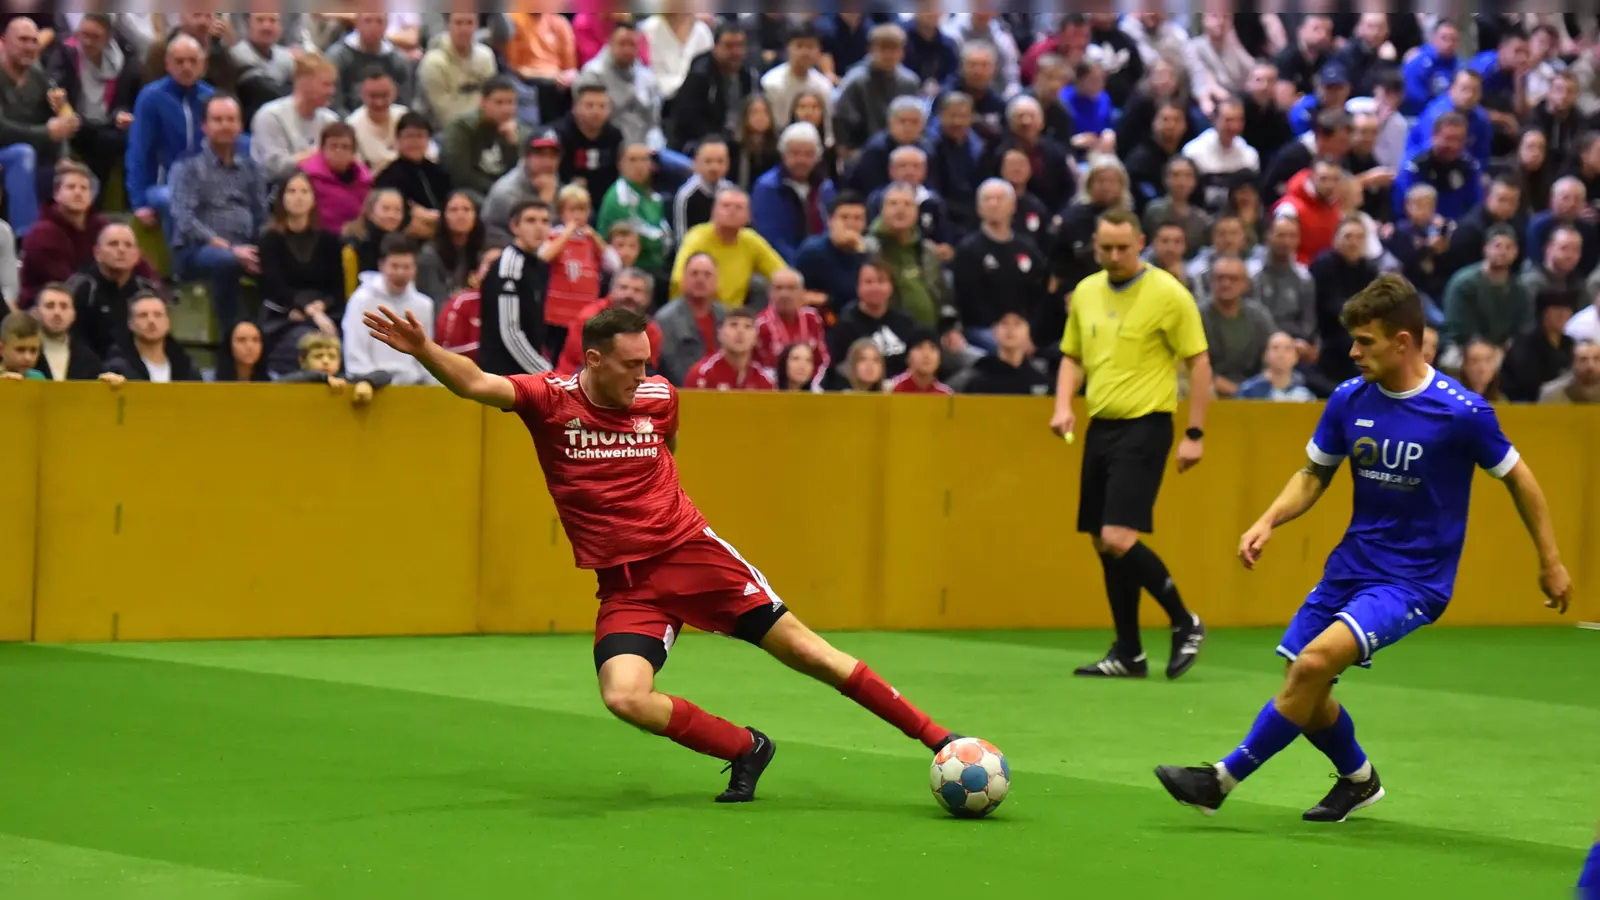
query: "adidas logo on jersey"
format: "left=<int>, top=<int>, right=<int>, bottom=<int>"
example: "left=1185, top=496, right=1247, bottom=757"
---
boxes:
left=743, top=582, right=760, bottom=596
left=566, top=418, right=582, bottom=429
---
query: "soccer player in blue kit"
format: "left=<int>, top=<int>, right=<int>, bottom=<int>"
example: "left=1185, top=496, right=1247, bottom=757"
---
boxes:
left=1155, top=274, right=1572, bottom=822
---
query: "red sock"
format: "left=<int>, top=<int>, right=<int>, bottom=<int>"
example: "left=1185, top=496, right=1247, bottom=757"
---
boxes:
left=840, top=661, right=948, bottom=749
left=662, top=696, right=755, bottom=761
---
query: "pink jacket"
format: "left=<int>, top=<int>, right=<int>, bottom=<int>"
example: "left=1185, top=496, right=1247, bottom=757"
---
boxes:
left=573, top=12, right=649, bottom=69
left=300, top=151, right=373, bottom=237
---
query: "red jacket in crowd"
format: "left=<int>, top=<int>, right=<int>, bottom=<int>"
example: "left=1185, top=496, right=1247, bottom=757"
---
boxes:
left=1272, top=169, right=1342, bottom=266
left=556, top=298, right=664, bottom=375
left=753, top=304, right=830, bottom=373
left=435, top=289, right=481, bottom=362
left=18, top=205, right=158, bottom=308
left=887, top=372, right=954, bottom=395
left=687, top=352, right=775, bottom=391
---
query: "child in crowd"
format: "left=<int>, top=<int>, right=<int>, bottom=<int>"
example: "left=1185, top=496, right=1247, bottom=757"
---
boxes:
left=0, top=312, right=46, bottom=380
left=538, top=184, right=621, bottom=354
left=279, top=332, right=391, bottom=405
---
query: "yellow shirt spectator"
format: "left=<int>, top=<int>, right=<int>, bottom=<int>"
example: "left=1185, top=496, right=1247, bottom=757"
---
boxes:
left=669, top=223, right=786, bottom=306
left=1060, top=264, right=1209, bottom=420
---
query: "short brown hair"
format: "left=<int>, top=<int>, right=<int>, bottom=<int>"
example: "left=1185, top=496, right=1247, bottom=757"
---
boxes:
left=319, top=121, right=356, bottom=148
left=1, top=310, right=40, bottom=341
left=1096, top=208, right=1143, bottom=236
left=1339, top=273, right=1426, bottom=345
left=297, top=332, right=340, bottom=359
left=53, top=161, right=92, bottom=194
left=294, top=52, right=335, bottom=79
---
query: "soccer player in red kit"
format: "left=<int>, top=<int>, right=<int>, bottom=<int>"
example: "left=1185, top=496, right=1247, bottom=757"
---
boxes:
left=362, top=303, right=958, bottom=802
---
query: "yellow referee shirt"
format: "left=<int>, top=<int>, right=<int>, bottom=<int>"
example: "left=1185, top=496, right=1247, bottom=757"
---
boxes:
left=1060, top=265, right=1209, bottom=420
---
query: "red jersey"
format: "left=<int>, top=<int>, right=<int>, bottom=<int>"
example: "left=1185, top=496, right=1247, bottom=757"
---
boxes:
left=753, top=304, right=830, bottom=373
left=435, top=289, right=481, bottom=361
left=555, top=299, right=665, bottom=375
left=509, top=373, right=706, bottom=569
left=544, top=226, right=605, bottom=327
left=687, top=352, right=776, bottom=391
left=887, top=372, right=954, bottom=395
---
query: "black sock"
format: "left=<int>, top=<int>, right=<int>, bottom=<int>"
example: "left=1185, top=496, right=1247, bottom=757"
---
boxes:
left=1098, top=552, right=1143, bottom=659
left=1121, top=541, right=1192, bottom=627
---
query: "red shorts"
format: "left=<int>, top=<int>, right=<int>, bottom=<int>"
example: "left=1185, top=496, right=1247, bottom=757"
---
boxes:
left=593, top=528, right=785, bottom=654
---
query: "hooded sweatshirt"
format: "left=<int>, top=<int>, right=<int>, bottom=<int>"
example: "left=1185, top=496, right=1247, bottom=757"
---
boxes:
left=326, top=31, right=413, bottom=115
left=300, top=151, right=374, bottom=236
left=579, top=48, right=666, bottom=151
left=340, top=272, right=439, bottom=386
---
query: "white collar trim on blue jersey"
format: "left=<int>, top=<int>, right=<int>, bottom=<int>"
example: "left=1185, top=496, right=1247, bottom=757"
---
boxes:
left=1376, top=365, right=1436, bottom=400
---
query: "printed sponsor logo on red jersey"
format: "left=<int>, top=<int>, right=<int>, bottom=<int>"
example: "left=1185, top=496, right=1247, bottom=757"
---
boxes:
left=562, top=420, right=664, bottom=460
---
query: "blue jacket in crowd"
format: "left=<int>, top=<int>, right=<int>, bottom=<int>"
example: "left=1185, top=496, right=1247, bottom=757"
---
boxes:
left=1401, top=45, right=1459, bottom=117
left=125, top=76, right=215, bottom=209
left=1405, top=93, right=1493, bottom=167
left=751, top=163, right=838, bottom=263
left=1471, top=49, right=1519, bottom=104
left=1393, top=149, right=1482, bottom=222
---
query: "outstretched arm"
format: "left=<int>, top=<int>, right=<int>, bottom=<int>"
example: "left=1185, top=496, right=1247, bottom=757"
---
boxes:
left=363, top=305, right=515, bottom=410
left=1501, top=459, right=1571, bottom=613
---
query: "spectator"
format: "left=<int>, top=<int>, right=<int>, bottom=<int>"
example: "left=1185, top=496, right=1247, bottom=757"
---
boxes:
left=833, top=23, right=919, bottom=159
left=1235, top=331, right=1318, bottom=401
left=997, top=149, right=1052, bottom=244
left=149, top=12, right=239, bottom=94
left=1083, top=13, right=1146, bottom=109
left=229, top=13, right=294, bottom=86
left=1142, top=156, right=1212, bottom=260
left=170, top=95, right=269, bottom=352
left=987, top=94, right=1074, bottom=214
left=1402, top=18, right=1460, bottom=117
left=418, top=12, right=498, bottom=133
left=1520, top=224, right=1587, bottom=298
left=482, top=130, right=563, bottom=248
left=741, top=12, right=791, bottom=73
left=342, top=189, right=408, bottom=297
left=340, top=234, right=438, bottom=386
left=30, top=282, right=101, bottom=381
left=1384, top=184, right=1453, bottom=306
left=434, top=248, right=499, bottom=363
left=1227, top=177, right=1265, bottom=249
left=372, top=112, right=453, bottom=228
left=761, top=21, right=832, bottom=131
left=278, top=332, right=390, bottom=404
left=1457, top=337, right=1506, bottom=402
left=301, top=122, right=373, bottom=237
left=838, top=337, right=886, bottom=392
left=441, top=75, right=522, bottom=199
left=1530, top=71, right=1586, bottom=168
left=849, top=96, right=929, bottom=196
left=1199, top=254, right=1275, bottom=396
left=1029, top=54, right=1076, bottom=148
left=1262, top=107, right=1351, bottom=210
left=1471, top=25, right=1531, bottom=146
left=46, top=14, right=139, bottom=193
left=251, top=52, right=342, bottom=182
left=1115, top=59, right=1209, bottom=161
left=686, top=306, right=774, bottom=391
left=1273, top=157, right=1345, bottom=265
left=672, top=136, right=734, bottom=239
left=1501, top=291, right=1576, bottom=402
left=572, top=11, right=641, bottom=71
left=1147, top=220, right=1193, bottom=290
left=1054, top=155, right=1134, bottom=297
left=1121, top=12, right=1190, bottom=75
left=826, top=259, right=919, bottom=382
left=1331, top=13, right=1396, bottom=98
left=730, top=95, right=780, bottom=190
left=346, top=67, right=406, bottom=172
left=1185, top=14, right=1255, bottom=116
left=669, top=22, right=758, bottom=153
left=1247, top=216, right=1319, bottom=357
left=904, top=9, right=960, bottom=96
left=538, top=185, right=620, bottom=355
left=1346, top=70, right=1409, bottom=171
left=751, top=122, right=836, bottom=264
left=597, top=143, right=671, bottom=275
left=640, top=9, right=714, bottom=105
left=886, top=332, right=953, bottom=395
left=1126, top=102, right=1190, bottom=212
left=429, top=191, right=487, bottom=300
left=1445, top=176, right=1526, bottom=275
left=1309, top=216, right=1380, bottom=381
left=581, top=21, right=665, bottom=154
left=326, top=13, right=411, bottom=115
left=19, top=163, right=153, bottom=309
left=1537, top=340, right=1600, bottom=404
left=0, top=17, right=73, bottom=236
left=66, top=223, right=160, bottom=359
left=555, top=266, right=662, bottom=376
left=102, top=293, right=201, bottom=382
left=1274, top=13, right=1333, bottom=100
left=942, top=12, right=1021, bottom=97
left=753, top=268, right=828, bottom=373
left=1346, top=110, right=1397, bottom=220
left=774, top=342, right=820, bottom=392
left=866, top=146, right=951, bottom=255
left=1407, top=70, right=1492, bottom=166
left=478, top=199, right=554, bottom=375
left=1240, top=61, right=1294, bottom=164
left=670, top=188, right=784, bottom=306
left=817, top=13, right=871, bottom=81
left=0, top=311, right=47, bottom=379
left=953, top=311, right=1052, bottom=395
left=1335, top=173, right=1393, bottom=269
left=793, top=191, right=868, bottom=320
left=257, top=171, right=345, bottom=375
left=1508, top=129, right=1555, bottom=217
left=1569, top=285, right=1600, bottom=345
left=1393, top=112, right=1482, bottom=223
left=552, top=81, right=623, bottom=205
left=863, top=181, right=948, bottom=329
left=1182, top=97, right=1260, bottom=213
left=212, top=321, right=272, bottom=383
left=655, top=252, right=726, bottom=386
left=927, top=92, right=985, bottom=238
left=1187, top=214, right=1252, bottom=298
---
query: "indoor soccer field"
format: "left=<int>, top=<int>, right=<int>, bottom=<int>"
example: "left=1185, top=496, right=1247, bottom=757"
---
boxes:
left=1, top=627, right=1593, bottom=898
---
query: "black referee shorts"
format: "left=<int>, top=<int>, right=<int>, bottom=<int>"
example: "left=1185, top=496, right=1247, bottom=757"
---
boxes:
left=1076, top=413, right=1174, bottom=535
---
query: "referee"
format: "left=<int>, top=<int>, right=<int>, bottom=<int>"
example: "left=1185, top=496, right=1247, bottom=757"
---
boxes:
left=1050, top=209, right=1212, bottom=680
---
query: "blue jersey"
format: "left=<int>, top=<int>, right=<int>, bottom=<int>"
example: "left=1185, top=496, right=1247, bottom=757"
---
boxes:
left=1306, top=369, right=1519, bottom=606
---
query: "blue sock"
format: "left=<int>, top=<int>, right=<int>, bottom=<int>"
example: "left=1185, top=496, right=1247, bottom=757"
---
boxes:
left=1220, top=700, right=1303, bottom=783
left=1579, top=841, right=1600, bottom=895
left=1303, top=707, right=1369, bottom=778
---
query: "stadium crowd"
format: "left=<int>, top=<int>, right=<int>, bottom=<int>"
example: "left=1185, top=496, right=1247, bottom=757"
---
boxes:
left=2, top=8, right=1600, bottom=406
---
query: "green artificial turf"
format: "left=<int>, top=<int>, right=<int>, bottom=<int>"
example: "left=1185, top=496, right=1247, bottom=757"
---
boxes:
left=0, top=628, right=1595, bottom=899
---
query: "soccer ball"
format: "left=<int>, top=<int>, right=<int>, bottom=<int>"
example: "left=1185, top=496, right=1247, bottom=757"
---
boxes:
left=930, top=737, right=1009, bottom=818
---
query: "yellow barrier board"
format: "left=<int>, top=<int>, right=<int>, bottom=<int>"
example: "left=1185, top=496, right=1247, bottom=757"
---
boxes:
left=12, top=385, right=1598, bottom=641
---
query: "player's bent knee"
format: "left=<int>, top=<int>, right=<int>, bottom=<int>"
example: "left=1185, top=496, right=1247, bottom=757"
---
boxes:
left=1288, top=647, right=1343, bottom=685
left=600, top=685, right=656, bottom=725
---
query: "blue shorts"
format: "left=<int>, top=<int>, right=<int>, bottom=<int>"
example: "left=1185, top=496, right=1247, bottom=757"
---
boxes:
left=1277, top=581, right=1439, bottom=667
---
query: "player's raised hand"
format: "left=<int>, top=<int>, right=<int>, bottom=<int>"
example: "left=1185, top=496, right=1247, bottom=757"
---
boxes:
left=365, top=305, right=427, bottom=356
left=1239, top=521, right=1273, bottom=570
left=1540, top=562, right=1571, bottom=614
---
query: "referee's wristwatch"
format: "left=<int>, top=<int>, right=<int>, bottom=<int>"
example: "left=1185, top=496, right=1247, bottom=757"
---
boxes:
left=1185, top=427, right=1204, bottom=441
